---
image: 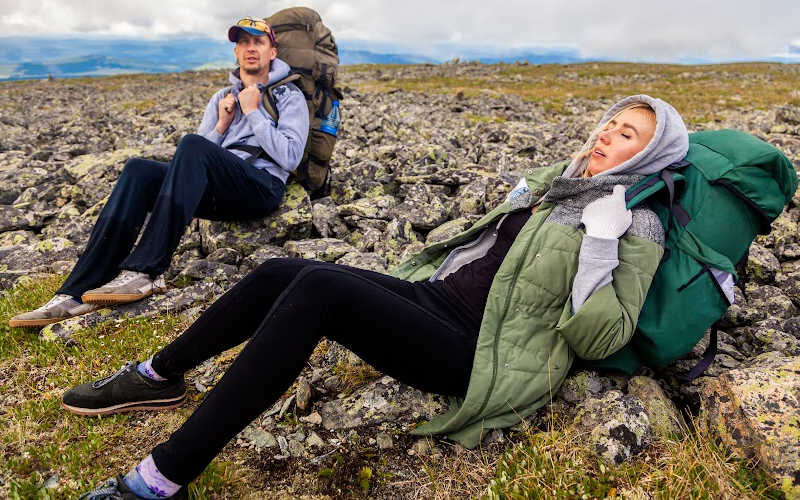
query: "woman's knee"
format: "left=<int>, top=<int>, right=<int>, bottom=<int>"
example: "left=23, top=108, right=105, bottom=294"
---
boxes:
left=288, top=263, right=347, bottom=293
left=247, top=258, right=321, bottom=283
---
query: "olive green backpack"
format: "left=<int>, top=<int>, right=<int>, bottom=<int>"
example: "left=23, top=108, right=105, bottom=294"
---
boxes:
left=585, top=130, right=798, bottom=380
left=261, top=7, right=342, bottom=198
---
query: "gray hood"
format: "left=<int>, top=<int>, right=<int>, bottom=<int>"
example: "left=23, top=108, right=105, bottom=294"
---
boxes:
left=562, top=94, right=689, bottom=178
left=228, top=57, right=291, bottom=89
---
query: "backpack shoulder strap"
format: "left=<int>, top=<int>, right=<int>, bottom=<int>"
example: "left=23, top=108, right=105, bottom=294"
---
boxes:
left=625, top=160, right=690, bottom=210
left=262, top=74, right=303, bottom=123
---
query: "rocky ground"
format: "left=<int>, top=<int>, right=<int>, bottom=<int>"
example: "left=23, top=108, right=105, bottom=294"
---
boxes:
left=1, top=63, right=799, bottom=497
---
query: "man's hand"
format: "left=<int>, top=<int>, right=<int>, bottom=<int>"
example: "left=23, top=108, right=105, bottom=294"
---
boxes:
left=239, top=85, right=261, bottom=115
left=216, top=92, right=236, bottom=134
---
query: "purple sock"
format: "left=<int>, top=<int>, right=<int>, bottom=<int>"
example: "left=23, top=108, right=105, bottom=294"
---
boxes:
left=123, top=454, right=181, bottom=498
left=137, top=358, right=167, bottom=382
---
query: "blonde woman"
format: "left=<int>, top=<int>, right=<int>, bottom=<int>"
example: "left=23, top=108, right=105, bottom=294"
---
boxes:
left=74, top=95, right=687, bottom=499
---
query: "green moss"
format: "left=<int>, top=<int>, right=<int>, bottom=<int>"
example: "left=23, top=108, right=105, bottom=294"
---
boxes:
left=465, top=113, right=507, bottom=124
left=120, top=99, right=157, bottom=113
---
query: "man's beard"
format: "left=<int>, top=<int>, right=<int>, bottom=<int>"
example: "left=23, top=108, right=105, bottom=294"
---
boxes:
left=243, top=65, right=262, bottom=75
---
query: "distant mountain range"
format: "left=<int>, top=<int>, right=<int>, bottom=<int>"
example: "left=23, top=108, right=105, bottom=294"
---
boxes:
left=2, top=36, right=798, bottom=81
left=0, top=36, right=590, bottom=81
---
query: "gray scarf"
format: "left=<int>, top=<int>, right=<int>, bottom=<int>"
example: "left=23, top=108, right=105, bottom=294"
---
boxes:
left=543, top=174, right=664, bottom=246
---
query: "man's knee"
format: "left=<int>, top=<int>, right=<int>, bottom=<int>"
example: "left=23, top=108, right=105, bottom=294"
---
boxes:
left=121, top=157, right=145, bottom=175
left=120, top=158, right=160, bottom=185
left=177, top=133, right=213, bottom=152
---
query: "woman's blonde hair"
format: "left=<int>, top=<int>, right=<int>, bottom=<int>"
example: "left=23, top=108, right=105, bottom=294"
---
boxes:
left=574, top=102, right=656, bottom=169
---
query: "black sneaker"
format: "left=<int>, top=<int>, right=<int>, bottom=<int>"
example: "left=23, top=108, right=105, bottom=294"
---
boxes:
left=79, top=474, right=188, bottom=499
left=63, top=362, right=186, bottom=416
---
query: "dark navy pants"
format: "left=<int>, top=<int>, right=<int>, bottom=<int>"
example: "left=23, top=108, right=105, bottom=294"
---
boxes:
left=58, top=134, right=285, bottom=299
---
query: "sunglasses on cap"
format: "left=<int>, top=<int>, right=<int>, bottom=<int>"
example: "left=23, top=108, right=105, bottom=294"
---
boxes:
left=232, top=18, right=276, bottom=45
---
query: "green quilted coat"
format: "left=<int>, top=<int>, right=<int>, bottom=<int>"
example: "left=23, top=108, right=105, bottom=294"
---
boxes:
left=391, top=163, right=664, bottom=448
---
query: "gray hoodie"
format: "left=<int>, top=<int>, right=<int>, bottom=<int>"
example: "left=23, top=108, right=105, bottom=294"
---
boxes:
left=562, top=94, right=689, bottom=179
left=197, top=58, right=309, bottom=183
left=567, top=95, right=688, bottom=313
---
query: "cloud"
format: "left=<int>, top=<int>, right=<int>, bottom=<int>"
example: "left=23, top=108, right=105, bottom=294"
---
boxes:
left=0, top=0, right=798, bottom=62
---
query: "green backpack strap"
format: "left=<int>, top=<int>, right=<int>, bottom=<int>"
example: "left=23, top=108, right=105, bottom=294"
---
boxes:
left=624, top=161, right=689, bottom=210
left=625, top=161, right=689, bottom=260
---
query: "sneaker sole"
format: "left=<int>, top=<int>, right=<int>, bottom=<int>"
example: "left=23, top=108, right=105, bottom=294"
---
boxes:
left=61, top=393, right=186, bottom=416
left=81, top=286, right=167, bottom=305
left=8, top=316, right=71, bottom=328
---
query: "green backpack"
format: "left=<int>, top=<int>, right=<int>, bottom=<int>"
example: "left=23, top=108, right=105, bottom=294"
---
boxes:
left=586, top=129, right=798, bottom=380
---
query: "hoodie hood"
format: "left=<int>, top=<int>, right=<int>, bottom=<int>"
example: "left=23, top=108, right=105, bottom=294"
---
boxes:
left=228, top=57, right=291, bottom=90
left=562, top=94, right=689, bottom=178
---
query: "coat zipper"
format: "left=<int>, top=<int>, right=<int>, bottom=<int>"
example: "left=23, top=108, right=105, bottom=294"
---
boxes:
left=474, top=212, right=539, bottom=417
left=430, top=214, right=509, bottom=281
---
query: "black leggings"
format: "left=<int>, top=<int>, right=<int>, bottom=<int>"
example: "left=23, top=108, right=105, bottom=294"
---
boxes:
left=149, top=258, right=480, bottom=485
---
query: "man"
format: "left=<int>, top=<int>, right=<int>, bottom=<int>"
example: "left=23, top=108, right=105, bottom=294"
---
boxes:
left=9, top=18, right=309, bottom=328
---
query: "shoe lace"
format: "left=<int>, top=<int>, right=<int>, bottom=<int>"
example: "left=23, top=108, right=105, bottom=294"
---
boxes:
left=92, top=361, right=136, bottom=389
left=107, top=270, right=145, bottom=287
left=78, top=477, right=124, bottom=499
left=39, top=294, right=74, bottom=310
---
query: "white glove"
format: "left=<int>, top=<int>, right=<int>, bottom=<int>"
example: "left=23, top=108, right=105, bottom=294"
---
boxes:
left=581, top=185, right=632, bottom=239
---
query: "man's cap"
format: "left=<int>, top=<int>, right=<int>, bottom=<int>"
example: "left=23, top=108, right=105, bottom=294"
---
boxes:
left=228, top=18, right=277, bottom=45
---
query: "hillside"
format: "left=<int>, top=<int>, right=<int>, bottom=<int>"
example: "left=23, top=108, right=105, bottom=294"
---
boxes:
left=0, top=62, right=799, bottom=498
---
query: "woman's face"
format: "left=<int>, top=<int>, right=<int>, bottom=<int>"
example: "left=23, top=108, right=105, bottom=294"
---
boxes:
left=586, top=108, right=656, bottom=176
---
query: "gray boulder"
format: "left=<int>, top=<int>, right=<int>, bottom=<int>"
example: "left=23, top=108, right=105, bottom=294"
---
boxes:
left=319, top=376, right=450, bottom=431
left=573, top=390, right=650, bottom=466
left=698, top=352, right=800, bottom=497
left=626, top=376, right=684, bottom=439
left=284, top=238, right=358, bottom=262
left=746, top=242, right=781, bottom=284
left=199, top=182, right=312, bottom=254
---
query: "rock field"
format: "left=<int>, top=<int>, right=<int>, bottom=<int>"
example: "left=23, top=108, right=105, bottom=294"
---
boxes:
left=1, top=63, right=799, bottom=496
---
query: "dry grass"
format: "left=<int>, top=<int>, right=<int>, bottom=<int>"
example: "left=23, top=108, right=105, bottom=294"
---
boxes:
left=333, top=356, right=382, bottom=395
left=405, top=412, right=783, bottom=499
left=348, top=62, right=800, bottom=123
left=404, top=440, right=500, bottom=498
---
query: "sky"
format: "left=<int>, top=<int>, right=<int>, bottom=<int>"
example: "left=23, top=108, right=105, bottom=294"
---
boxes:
left=1, top=0, right=799, bottom=62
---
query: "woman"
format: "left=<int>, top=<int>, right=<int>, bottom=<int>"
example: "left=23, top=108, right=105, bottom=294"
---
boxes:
left=73, top=94, right=688, bottom=499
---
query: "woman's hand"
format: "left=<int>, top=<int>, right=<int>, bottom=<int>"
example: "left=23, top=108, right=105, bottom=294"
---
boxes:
left=581, top=185, right=632, bottom=239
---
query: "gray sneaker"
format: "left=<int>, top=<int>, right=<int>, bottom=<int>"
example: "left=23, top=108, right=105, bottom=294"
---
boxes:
left=81, top=271, right=166, bottom=305
left=78, top=474, right=188, bottom=499
left=8, top=294, right=100, bottom=328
